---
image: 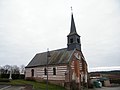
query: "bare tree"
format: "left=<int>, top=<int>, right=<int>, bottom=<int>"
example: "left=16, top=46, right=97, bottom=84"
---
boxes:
left=20, top=65, right=25, bottom=74
left=3, top=65, right=11, bottom=74
left=0, top=65, right=22, bottom=74
left=11, top=65, right=20, bottom=74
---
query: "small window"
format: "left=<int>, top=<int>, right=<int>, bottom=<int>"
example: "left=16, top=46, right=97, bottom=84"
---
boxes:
left=53, top=68, right=56, bottom=75
left=70, top=38, right=73, bottom=43
left=31, top=69, right=34, bottom=77
left=77, top=38, right=80, bottom=43
left=44, top=68, right=47, bottom=75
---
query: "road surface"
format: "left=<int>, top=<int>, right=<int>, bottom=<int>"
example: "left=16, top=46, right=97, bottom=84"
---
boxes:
left=0, top=85, right=24, bottom=90
left=89, top=87, right=120, bottom=90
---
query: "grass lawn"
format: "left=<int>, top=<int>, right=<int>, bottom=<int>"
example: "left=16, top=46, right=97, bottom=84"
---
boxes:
left=0, top=79, right=66, bottom=90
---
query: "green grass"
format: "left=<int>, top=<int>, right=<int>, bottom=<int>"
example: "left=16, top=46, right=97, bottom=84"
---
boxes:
left=0, top=79, right=66, bottom=90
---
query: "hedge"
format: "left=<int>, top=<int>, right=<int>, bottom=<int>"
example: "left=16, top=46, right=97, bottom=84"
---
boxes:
left=0, top=74, right=25, bottom=79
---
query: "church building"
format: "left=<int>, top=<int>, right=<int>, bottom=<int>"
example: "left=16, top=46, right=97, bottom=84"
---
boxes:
left=25, top=12, right=88, bottom=90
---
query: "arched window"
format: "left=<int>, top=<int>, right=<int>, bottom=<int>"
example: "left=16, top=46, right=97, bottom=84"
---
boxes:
left=31, top=69, right=34, bottom=77
left=44, top=68, right=47, bottom=75
left=53, top=68, right=56, bottom=75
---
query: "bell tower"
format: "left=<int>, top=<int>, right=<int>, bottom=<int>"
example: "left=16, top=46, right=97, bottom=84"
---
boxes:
left=67, top=11, right=81, bottom=51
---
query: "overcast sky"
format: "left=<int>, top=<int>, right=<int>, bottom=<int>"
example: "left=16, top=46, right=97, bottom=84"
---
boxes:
left=0, top=0, right=120, bottom=72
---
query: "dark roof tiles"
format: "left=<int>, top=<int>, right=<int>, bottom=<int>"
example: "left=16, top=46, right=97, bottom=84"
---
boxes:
left=26, top=48, right=73, bottom=68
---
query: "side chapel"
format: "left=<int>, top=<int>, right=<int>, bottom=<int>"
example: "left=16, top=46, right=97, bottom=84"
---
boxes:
left=25, top=12, right=88, bottom=89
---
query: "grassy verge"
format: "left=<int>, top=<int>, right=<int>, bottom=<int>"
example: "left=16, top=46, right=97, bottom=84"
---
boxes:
left=0, top=79, right=66, bottom=90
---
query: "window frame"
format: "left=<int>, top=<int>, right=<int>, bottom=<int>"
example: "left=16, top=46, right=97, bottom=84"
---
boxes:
left=44, top=68, right=47, bottom=75
left=53, top=67, right=56, bottom=75
left=31, top=69, right=34, bottom=77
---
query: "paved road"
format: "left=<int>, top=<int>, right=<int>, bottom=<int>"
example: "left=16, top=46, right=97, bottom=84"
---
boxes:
left=0, top=85, right=8, bottom=89
left=89, top=87, right=120, bottom=90
left=0, top=85, right=24, bottom=90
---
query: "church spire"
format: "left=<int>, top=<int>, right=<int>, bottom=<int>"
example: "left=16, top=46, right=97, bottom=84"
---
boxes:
left=69, top=7, right=77, bottom=35
left=67, top=8, right=81, bottom=51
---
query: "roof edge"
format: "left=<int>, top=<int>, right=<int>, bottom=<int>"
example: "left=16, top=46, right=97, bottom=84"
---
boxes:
left=25, top=63, right=68, bottom=68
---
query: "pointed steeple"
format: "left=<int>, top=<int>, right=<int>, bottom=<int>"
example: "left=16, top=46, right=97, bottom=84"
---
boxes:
left=69, top=13, right=77, bottom=35
left=69, top=7, right=78, bottom=35
left=67, top=8, right=81, bottom=51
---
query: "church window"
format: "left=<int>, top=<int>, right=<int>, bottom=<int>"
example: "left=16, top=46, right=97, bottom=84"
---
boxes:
left=70, top=38, right=73, bottom=43
left=44, top=68, right=47, bottom=75
left=31, top=69, right=34, bottom=77
left=77, top=38, right=80, bottom=43
left=53, top=68, right=56, bottom=75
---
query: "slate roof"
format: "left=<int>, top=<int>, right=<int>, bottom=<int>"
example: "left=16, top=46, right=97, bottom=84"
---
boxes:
left=26, top=48, right=74, bottom=68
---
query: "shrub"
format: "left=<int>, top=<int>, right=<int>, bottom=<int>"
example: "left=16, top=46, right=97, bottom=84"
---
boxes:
left=19, top=74, right=25, bottom=79
left=0, top=74, right=25, bottom=80
left=12, top=74, right=20, bottom=79
left=1, top=74, right=9, bottom=78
